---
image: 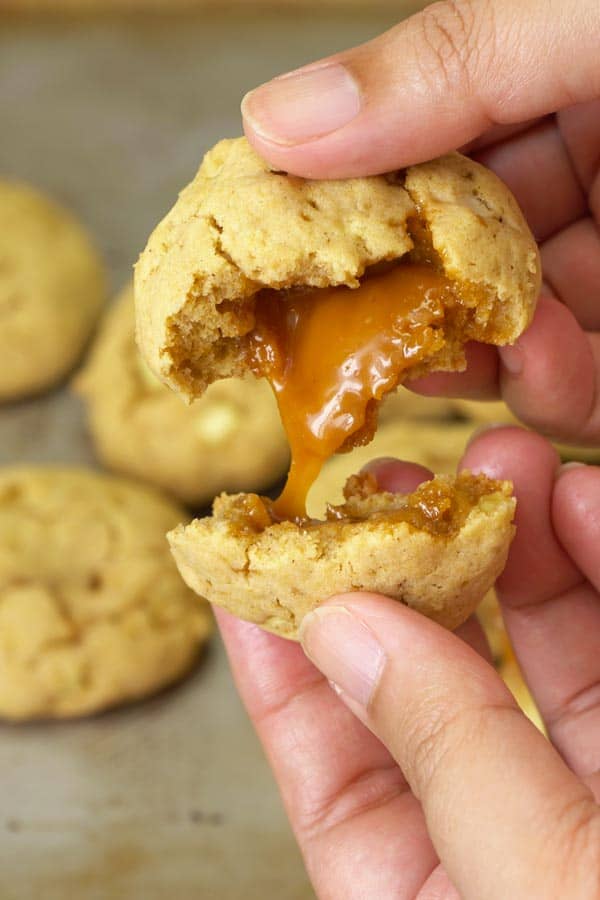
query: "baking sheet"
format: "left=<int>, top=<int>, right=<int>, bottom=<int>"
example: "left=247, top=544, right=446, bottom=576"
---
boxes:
left=0, top=9, right=407, bottom=898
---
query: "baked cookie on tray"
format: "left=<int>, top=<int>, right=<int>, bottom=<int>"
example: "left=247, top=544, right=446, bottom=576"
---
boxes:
left=0, top=467, right=212, bottom=720
left=135, top=137, right=540, bottom=639
left=76, top=284, right=288, bottom=506
left=0, top=180, right=105, bottom=401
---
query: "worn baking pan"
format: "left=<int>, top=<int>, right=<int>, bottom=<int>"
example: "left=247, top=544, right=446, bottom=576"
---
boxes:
left=0, top=8, right=416, bottom=898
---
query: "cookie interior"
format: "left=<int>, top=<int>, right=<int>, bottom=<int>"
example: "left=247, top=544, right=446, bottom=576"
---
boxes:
left=244, top=220, right=500, bottom=518
left=213, top=470, right=508, bottom=537
left=146, top=149, right=536, bottom=519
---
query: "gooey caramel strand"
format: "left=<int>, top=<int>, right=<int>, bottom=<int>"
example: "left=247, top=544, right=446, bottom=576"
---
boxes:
left=248, top=262, right=457, bottom=520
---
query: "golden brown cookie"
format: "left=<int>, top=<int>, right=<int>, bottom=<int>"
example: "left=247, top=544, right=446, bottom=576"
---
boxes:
left=76, top=285, right=289, bottom=506
left=136, top=138, right=535, bottom=636
left=0, top=180, right=106, bottom=401
left=0, top=467, right=213, bottom=720
left=135, top=138, right=540, bottom=400
left=170, top=472, right=515, bottom=640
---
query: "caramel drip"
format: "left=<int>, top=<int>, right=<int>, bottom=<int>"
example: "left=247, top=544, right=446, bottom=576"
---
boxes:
left=248, top=263, right=457, bottom=520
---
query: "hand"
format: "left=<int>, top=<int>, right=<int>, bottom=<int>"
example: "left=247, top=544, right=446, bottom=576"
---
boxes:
left=241, top=0, right=600, bottom=446
left=218, top=427, right=600, bottom=899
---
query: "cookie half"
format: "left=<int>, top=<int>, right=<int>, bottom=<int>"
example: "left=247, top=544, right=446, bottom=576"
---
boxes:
left=169, top=472, right=515, bottom=640
left=0, top=180, right=106, bottom=401
left=76, top=285, right=288, bottom=506
left=135, top=137, right=540, bottom=402
left=0, top=467, right=213, bottom=719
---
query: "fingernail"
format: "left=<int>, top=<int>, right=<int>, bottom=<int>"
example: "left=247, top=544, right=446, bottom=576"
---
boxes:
left=241, top=63, right=361, bottom=146
left=499, top=344, right=523, bottom=376
left=300, top=605, right=386, bottom=709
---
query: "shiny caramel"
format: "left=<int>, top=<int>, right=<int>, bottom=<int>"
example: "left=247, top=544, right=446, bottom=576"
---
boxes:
left=328, top=471, right=499, bottom=536
left=248, top=262, right=458, bottom=520
left=224, top=472, right=501, bottom=536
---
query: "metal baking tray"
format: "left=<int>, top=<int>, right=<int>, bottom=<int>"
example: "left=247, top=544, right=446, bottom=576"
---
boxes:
left=0, top=9, right=408, bottom=898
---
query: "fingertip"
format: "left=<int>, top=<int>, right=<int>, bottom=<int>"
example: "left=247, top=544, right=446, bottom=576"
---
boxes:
left=361, top=458, right=433, bottom=493
left=499, top=296, right=595, bottom=442
left=409, top=342, right=499, bottom=400
left=461, top=425, right=559, bottom=481
left=552, top=460, right=600, bottom=521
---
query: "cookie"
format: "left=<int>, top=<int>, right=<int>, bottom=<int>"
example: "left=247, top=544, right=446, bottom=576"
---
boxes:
left=135, top=138, right=540, bottom=401
left=136, top=138, right=533, bottom=635
left=76, top=285, right=289, bottom=506
left=0, top=468, right=212, bottom=720
left=307, top=420, right=475, bottom=517
left=170, top=472, right=515, bottom=640
left=0, top=180, right=106, bottom=401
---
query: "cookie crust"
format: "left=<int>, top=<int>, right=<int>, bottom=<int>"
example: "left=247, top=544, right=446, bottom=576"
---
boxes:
left=169, top=473, right=515, bottom=640
left=135, top=137, right=540, bottom=401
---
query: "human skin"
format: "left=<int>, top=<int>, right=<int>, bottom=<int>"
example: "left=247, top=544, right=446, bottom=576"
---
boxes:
left=217, top=1, right=600, bottom=896
left=217, top=432, right=600, bottom=898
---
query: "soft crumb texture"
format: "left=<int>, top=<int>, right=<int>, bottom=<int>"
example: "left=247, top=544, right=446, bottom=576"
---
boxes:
left=404, top=153, right=539, bottom=339
left=0, top=180, right=106, bottom=401
left=0, top=468, right=213, bottom=720
left=76, top=285, right=288, bottom=506
left=135, top=137, right=539, bottom=401
left=169, top=474, right=515, bottom=641
left=307, top=420, right=476, bottom=517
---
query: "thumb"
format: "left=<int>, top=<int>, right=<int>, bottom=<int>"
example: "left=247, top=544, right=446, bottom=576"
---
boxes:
left=242, top=0, right=600, bottom=178
left=300, top=594, right=600, bottom=900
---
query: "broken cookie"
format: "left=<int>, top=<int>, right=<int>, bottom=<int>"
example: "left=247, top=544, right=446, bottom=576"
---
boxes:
left=135, top=137, right=539, bottom=638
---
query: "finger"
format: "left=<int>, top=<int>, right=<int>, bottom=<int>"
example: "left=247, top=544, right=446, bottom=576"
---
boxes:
left=413, top=296, right=600, bottom=445
left=474, top=117, right=587, bottom=242
left=558, top=98, right=600, bottom=191
left=498, top=296, right=600, bottom=444
left=461, top=427, right=577, bottom=605
left=460, top=118, right=545, bottom=155
left=361, top=457, right=433, bottom=493
left=241, top=0, right=600, bottom=178
left=301, top=594, right=600, bottom=900
left=409, top=341, right=499, bottom=401
left=541, top=218, right=600, bottom=329
left=462, top=429, right=600, bottom=792
left=216, top=609, right=438, bottom=898
left=547, top=465, right=600, bottom=789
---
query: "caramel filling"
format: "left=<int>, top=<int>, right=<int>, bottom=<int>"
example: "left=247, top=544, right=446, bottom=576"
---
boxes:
left=223, top=472, right=501, bottom=537
left=248, top=262, right=461, bottom=520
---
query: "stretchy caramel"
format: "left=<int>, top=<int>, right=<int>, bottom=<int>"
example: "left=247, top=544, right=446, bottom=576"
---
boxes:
left=248, top=262, right=458, bottom=519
